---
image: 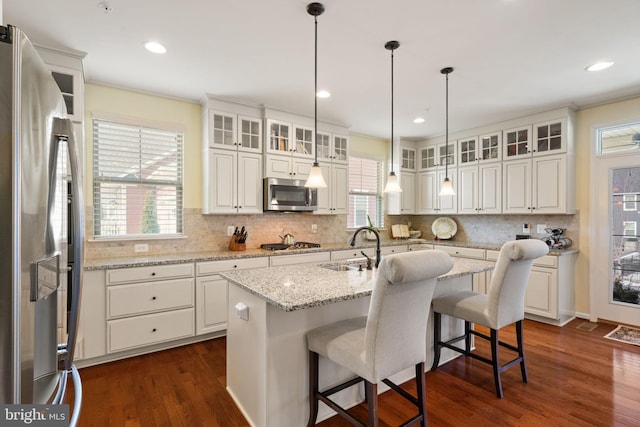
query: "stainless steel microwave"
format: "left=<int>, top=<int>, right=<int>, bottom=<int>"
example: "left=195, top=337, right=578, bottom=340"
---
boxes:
left=263, top=177, right=317, bottom=212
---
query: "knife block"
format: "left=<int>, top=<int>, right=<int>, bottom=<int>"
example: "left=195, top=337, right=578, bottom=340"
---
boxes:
left=228, top=235, right=246, bottom=251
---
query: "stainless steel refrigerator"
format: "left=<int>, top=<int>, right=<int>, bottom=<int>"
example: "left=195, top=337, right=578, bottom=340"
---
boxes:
left=0, top=25, right=85, bottom=425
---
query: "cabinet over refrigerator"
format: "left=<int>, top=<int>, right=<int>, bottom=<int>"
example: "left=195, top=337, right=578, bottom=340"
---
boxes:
left=0, top=25, right=85, bottom=426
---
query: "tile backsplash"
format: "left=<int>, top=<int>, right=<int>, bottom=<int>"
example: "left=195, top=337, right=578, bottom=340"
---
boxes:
left=85, top=207, right=578, bottom=259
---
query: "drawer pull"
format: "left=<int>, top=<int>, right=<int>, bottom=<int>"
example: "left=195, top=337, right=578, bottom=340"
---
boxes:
left=233, top=265, right=238, bottom=268
left=152, top=296, right=157, bottom=300
left=151, top=272, right=156, bottom=276
left=152, top=328, right=157, bottom=332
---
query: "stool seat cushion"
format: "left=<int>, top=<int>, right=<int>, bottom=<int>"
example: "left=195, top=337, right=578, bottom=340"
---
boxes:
left=431, top=291, right=491, bottom=327
left=307, top=316, right=368, bottom=379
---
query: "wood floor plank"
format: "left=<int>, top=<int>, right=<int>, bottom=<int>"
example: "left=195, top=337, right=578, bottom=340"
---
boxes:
left=68, top=319, right=640, bottom=426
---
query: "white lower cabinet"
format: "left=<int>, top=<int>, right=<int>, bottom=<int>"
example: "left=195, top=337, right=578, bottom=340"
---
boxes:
left=434, top=244, right=487, bottom=293
left=485, top=249, right=576, bottom=325
left=270, top=252, right=330, bottom=266
left=105, top=263, right=195, bottom=353
left=196, top=257, right=269, bottom=335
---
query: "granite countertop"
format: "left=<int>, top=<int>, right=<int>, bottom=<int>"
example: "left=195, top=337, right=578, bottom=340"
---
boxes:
left=83, top=238, right=577, bottom=270
left=221, top=257, right=495, bottom=312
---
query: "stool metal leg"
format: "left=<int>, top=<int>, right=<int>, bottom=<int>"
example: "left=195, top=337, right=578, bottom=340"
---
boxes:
left=431, top=312, right=442, bottom=371
left=307, top=351, right=319, bottom=427
left=490, top=329, right=504, bottom=399
left=364, top=381, right=379, bottom=427
left=415, top=362, right=428, bottom=427
left=516, top=320, right=528, bottom=383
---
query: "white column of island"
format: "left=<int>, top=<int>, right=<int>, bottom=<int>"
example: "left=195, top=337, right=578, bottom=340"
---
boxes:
left=221, top=257, right=494, bottom=427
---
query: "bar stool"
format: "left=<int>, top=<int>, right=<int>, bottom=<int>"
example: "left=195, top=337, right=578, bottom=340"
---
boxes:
left=430, top=239, right=549, bottom=398
left=306, top=250, right=453, bottom=427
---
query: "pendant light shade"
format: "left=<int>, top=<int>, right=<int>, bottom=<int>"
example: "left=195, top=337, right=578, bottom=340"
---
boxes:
left=305, top=2, right=328, bottom=189
left=439, top=66, right=455, bottom=196
left=383, top=40, right=402, bottom=193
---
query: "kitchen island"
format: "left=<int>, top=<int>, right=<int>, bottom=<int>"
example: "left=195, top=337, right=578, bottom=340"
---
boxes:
left=221, top=256, right=494, bottom=427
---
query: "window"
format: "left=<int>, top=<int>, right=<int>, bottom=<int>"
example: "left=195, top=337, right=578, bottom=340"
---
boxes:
left=93, top=119, right=184, bottom=238
left=348, top=156, right=384, bottom=229
left=623, top=221, right=637, bottom=237
left=598, top=122, right=640, bottom=154
left=623, top=194, right=637, bottom=211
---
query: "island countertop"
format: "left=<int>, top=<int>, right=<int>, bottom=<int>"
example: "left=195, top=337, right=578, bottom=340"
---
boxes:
left=221, top=257, right=494, bottom=312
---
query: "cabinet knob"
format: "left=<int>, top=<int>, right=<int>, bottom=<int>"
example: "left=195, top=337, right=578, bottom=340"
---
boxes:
left=233, top=265, right=238, bottom=268
left=152, top=296, right=156, bottom=300
left=152, top=328, right=157, bottom=333
left=531, top=207, right=536, bottom=210
left=239, top=206, right=242, bottom=208
left=151, top=272, right=156, bottom=276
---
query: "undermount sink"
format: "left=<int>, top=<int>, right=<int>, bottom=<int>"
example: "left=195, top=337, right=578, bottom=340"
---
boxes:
left=321, top=262, right=369, bottom=272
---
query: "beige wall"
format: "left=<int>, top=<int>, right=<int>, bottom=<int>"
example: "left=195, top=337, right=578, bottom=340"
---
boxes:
left=349, top=133, right=388, bottom=160
left=84, top=84, right=202, bottom=208
left=574, top=95, right=640, bottom=315
left=84, top=84, right=640, bottom=319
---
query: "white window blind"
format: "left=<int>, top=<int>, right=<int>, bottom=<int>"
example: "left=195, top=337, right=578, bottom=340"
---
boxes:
left=348, top=157, right=384, bottom=229
left=93, top=119, right=184, bottom=238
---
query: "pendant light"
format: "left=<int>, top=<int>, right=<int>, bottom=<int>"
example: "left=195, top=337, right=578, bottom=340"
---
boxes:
left=439, top=66, right=455, bottom=196
left=304, top=2, right=328, bottom=188
left=383, top=40, right=402, bottom=193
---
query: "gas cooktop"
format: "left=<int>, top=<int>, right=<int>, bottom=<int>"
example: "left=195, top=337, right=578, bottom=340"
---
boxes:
left=260, top=242, right=321, bottom=251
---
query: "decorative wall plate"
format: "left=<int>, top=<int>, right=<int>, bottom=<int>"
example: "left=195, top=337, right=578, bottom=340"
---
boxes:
left=432, top=217, right=457, bottom=240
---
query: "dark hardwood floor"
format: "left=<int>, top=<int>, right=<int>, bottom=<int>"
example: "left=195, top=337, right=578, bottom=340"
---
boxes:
left=70, top=319, right=640, bottom=426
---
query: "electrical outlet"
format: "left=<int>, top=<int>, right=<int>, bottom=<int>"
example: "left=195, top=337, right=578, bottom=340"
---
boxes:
left=227, top=226, right=235, bottom=236
left=311, top=224, right=318, bottom=233
left=537, top=224, right=547, bottom=234
left=134, top=243, right=149, bottom=253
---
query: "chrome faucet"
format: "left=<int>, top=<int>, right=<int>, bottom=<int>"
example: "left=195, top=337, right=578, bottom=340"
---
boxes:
left=349, top=226, right=381, bottom=268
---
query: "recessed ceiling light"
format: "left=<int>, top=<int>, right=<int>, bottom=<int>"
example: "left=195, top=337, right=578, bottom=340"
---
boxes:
left=145, top=42, right=167, bottom=54
left=316, top=90, right=331, bottom=98
left=413, top=117, right=425, bottom=124
left=586, top=61, right=614, bottom=72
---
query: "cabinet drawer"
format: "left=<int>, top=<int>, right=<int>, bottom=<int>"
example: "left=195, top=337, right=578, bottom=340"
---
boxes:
left=434, top=245, right=486, bottom=260
left=107, top=278, right=194, bottom=319
left=197, top=257, right=269, bottom=276
left=408, top=244, right=434, bottom=251
left=533, top=255, right=557, bottom=268
left=486, top=249, right=500, bottom=261
left=107, top=308, right=194, bottom=353
left=331, top=248, right=376, bottom=261
left=107, top=263, right=194, bottom=285
left=381, top=245, right=408, bottom=255
left=270, top=251, right=331, bottom=266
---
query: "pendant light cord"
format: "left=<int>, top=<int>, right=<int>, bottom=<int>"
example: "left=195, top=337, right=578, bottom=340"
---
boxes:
left=313, top=14, right=319, bottom=166
left=444, top=70, right=448, bottom=178
left=390, top=47, right=394, bottom=173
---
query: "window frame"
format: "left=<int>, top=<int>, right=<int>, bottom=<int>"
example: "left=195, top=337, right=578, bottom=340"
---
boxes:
left=347, top=156, right=385, bottom=230
left=92, top=117, right=185, bottom=239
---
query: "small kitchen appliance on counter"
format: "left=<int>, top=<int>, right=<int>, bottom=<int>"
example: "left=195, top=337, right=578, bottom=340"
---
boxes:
left=542, top=228, right=573, bottom=249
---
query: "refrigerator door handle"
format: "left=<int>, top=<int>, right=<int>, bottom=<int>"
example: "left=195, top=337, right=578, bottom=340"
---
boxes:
left=52, top=117, right=85, bottom=370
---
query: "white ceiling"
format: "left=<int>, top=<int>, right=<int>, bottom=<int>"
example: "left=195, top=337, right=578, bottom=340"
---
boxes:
left=4, top=0, right=640, bottom=140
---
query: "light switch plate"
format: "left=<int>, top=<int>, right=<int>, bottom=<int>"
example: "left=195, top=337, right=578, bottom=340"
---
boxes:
left=134, top=243, right=149, bottom=253
left=537, top=224, right=547, bottom=234
left=227, top=226, right=235, bottom=236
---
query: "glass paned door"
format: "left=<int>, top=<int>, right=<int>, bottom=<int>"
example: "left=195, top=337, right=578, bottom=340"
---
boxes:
left=611, top=168, right=640, bottom=306
left=592, top=153, right=640, bottom=325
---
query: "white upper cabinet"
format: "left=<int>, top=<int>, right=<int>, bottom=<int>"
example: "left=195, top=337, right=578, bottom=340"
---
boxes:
left=478, top=132, right=502, bottom=163
left=532, top=118, right=567, bottom=156
left=316, top=162, right=348, bottom=215
left=503, top=118, right=567, bottom=160
left=503, top=154, right=572, bottom=214
left=503, top=125, right=532, bottom=160
left=458, top=137, right=478, bottom=166
left=417, top=169, right=457, bottom=214
left=401, top=147, right=417, bottom=171
left=207, top=110, right=262, bottom=153
left=265, top=119, right=314, bottom=159
left=419, top=143, right=455, bottom=170
left=317, top=131, right=349, bottom=164
left=458, top=163, right=501, bottom=214
left=400, top=171, right=416, bottom=214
